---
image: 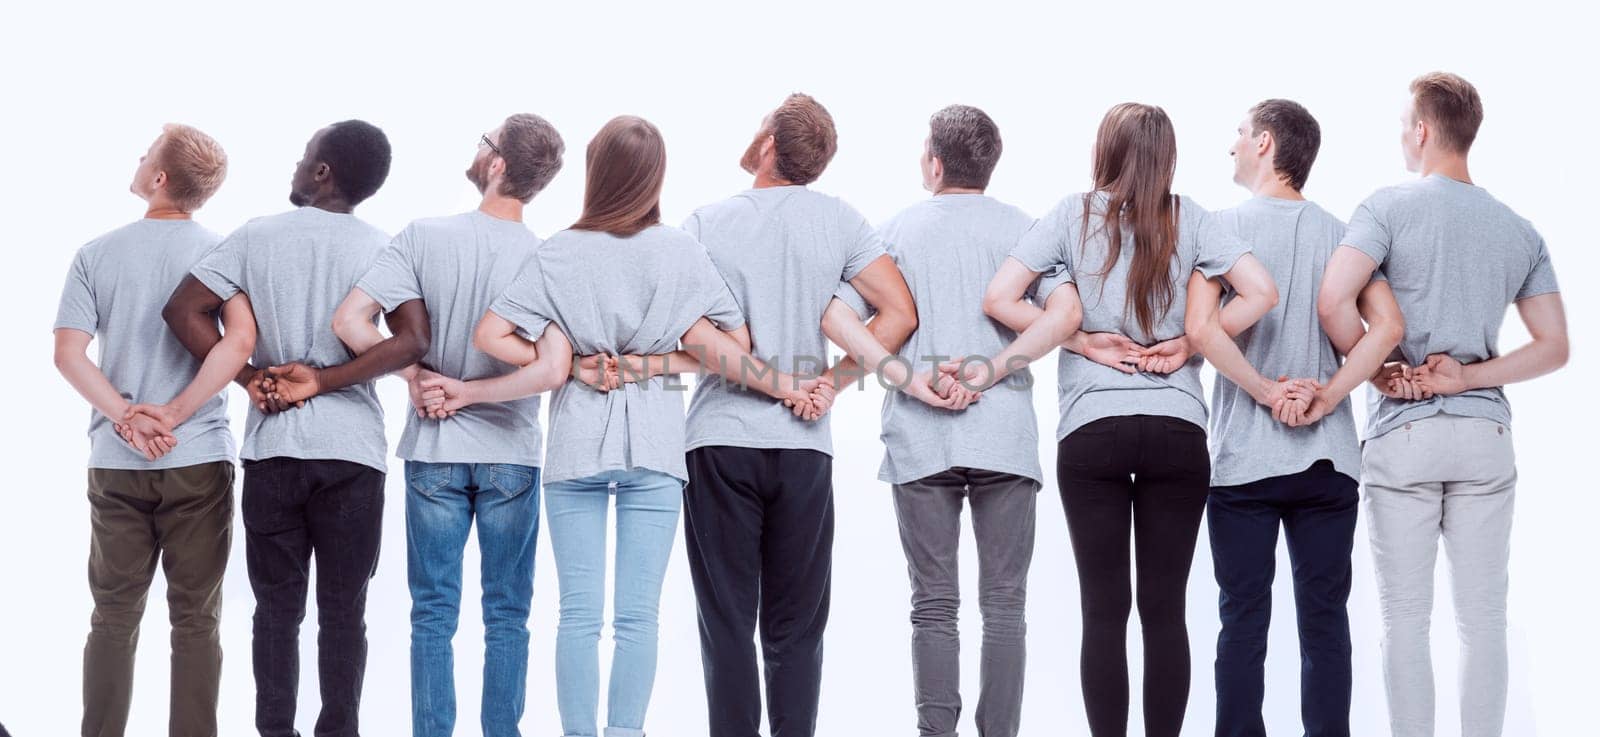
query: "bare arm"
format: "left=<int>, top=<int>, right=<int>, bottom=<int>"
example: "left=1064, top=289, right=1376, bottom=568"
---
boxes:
left=164, top=274, right=261, bottom=390
left=1317, top=279, right=1406, bottom=406
left=1317, top=246, right=1381, bottom=356
left=1184, top=257, right=1281, bottom=405
left=1435, top=293, right=1568, bottom=391
left=161, top=294, right=258, bottom=424
left=425, top=323, right=575, bottom=412
left=474, top=310, right=541, bottom=367
left=334, top=287, right=422, bottom=383
left=53, top=329, right=132, bottom=422
left=982, top=257, right=1047, bottom=333
left=953, top=284, right=1084, bottom=389
left=268, top=299, right=431, bottom=407
left=823, top=255, right=917, bottom=386
left=682, top=318, right=809, bottom=401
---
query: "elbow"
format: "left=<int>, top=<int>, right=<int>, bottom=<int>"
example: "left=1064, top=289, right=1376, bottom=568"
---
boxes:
left=161, top=300, right=186, bottom=334
left=1260, top=283, right=1281, bottom=313
left=1374, top=315, right=1406, bottom=354
left=1549, top=335, right=1571, bottom=371
left=52, top=348, right=75, bottom=373
left=1315, top=292, right=1346, bottom=327
left=402, top=331, right=431, bottom=366
left=982, top=291, right=1007, bottom=321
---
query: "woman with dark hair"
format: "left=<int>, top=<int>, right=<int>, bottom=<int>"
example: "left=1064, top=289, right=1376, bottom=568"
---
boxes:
left=951, top=103, right=1280, bottom=737
left=428, top=115, right=817, bottom=737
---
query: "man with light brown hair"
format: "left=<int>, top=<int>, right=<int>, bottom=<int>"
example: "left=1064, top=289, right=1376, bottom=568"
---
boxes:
left=53, top=123, right=255, bottom=737
left=1318, top=72, right=1568, bottom=737
left=681, top=93, right=920, bottom=737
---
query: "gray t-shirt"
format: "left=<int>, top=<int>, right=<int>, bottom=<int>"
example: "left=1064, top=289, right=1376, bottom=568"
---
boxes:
left=356, top=211, right=543, bottom=467
left=191, top=207, right=390, bottom=472
left=1011, top=193, right=1250, bottom=441
left=835, top=195, right=1045, bottom=486
left=54, top=219, right=236, bottom=471
left=1343, top=174, right=1559, bottom=440
left=1208, top=197, right=1361, bottom=487
left=488, top=225, right=745, bottom=484
left=684, top=186, right=888, bottom=455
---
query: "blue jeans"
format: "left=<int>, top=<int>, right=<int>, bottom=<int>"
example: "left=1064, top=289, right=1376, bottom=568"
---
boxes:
left=406, top=461, right=541, bottom=737
left=545, top=468, right=683, bottom=737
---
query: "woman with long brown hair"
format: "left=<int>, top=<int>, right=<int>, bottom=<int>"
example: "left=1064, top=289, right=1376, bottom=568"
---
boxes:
left=433, top=115, right=818, bottom=737
left=952, top=103, right=1280, bottom=736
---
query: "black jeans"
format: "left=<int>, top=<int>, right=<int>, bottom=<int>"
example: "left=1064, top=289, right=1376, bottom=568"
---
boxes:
left=684, top=446, right=833, bottom=737
left=1209, top=460, right=1357, bottom=737
left=1057, top=415, right=1211, bottom=737
left=243, top=457, right=385, bottom=737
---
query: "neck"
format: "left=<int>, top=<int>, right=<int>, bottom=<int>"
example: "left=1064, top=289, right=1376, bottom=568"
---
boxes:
left=1420, top=150, right=1472, bottom=184
left=933, top=185, right=984, bottom=196
left=1246, top=170, right=1303, bottom=201
left=752, top=169, right=793, bottom=189
left=478, top=192, right=524, bottom=222
left=306, top=197, right=355, bottom=214
left=143, top=203, right=191, bottom=220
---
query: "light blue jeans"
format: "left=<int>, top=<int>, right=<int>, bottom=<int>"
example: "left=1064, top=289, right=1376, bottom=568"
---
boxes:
left=406, top=461, right=541, bottom=737
left=545, top=468, right=683, bottom=737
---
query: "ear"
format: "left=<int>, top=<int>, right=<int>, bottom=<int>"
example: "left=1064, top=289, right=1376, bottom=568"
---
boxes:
left=1414, top=119, right=1429, bottom=148
left=151, top=170, right=167, bottom=189
left=314, top=162, right=332, bottom=182
left=929, top=154, right=944, bottom=180
left=1255, top=129, right=1273, bottom=157
left=761, top=134, right=776, bottom=159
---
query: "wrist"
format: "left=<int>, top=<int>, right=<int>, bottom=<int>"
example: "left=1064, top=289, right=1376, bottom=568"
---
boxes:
left=1459, top=363, right=1484, bottom=392
left=1249, top=375, right=1276, bottom=406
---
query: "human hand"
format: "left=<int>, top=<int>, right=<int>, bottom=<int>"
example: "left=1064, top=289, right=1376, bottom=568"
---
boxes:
left=118, top=411, right=179, bottom=461
left=937, top=358, right=996, bottom=392
left=409, top=369, right=451, bottom=419
left=1137, top=337, right=1192, bottom=374
left=241, top=368, right=286, bottom=413
left=909, top=370, right=980, bottom=410
left=265, top=363, right=320, bottom=409
left=1283, top=388, right=1339, bottom=428
left=1371, top=361, right=1429, bottom=401
left=418, top=374, right=470, bottom=418
left=780, top=376, right=822, bottom=421
left=1078, top=332, right=1143, bottom=374
left=1412, top=353, right=1467, bottom=397
left=576, top=354, right=621, bottom=391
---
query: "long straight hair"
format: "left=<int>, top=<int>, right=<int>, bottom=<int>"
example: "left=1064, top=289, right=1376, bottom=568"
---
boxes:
left=570, top=116, right=665, bottom=236
left=1081, top=103, right=1180, bottom=337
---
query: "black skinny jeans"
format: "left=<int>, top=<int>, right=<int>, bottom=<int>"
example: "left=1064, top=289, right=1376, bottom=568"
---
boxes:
left=1057, top=415, right=1211, bottom=737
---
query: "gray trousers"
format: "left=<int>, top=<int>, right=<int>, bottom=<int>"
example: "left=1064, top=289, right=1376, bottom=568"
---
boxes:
left=893, top=467, right=1038, bottom=737
left=1363, top=413, right=1516, bottom=737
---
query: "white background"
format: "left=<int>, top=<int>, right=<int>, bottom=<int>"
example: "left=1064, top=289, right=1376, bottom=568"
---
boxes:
left=2, top=1, right=1595, bottom=735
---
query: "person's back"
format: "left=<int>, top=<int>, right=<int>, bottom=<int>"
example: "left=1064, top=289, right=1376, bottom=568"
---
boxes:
left=685, top=184, right=882, bottom=453
left=369, top=211, right=542, bottom=464
left=1345, top=175, right=1556, bottom=437
left=496, top=224, right=743, bottom=483
left=1318, top=72, right=1567, bottom=737
left=876, top=194, right=1040, bottom=483
left=1019, top=191, right=1246, bottom=440
left=1210, top=196, right=1360, bottom=484
left=195, top=205, right=390, bottom=470
left=60, top=218, right=234, bottom=468
left=52, top=124, right=244, bottom=737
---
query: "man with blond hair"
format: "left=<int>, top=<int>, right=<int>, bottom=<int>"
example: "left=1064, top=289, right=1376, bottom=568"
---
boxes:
left=54, top=123, right=254, bottom=737
left=1318, top=72, right=1568, bottom=737
left=682, top=93, right=920, bottom=737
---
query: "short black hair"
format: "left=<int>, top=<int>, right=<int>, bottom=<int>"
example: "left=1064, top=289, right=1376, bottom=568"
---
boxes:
left=1248, top=99, right=1320, bottom=191
left=928, top=105, right=1002, bottom=190
left=318, top=119, right=392, bottom=205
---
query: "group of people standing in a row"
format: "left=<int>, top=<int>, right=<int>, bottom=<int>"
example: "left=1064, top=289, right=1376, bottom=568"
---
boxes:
left=53, top=69, right=1566, bottom=737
